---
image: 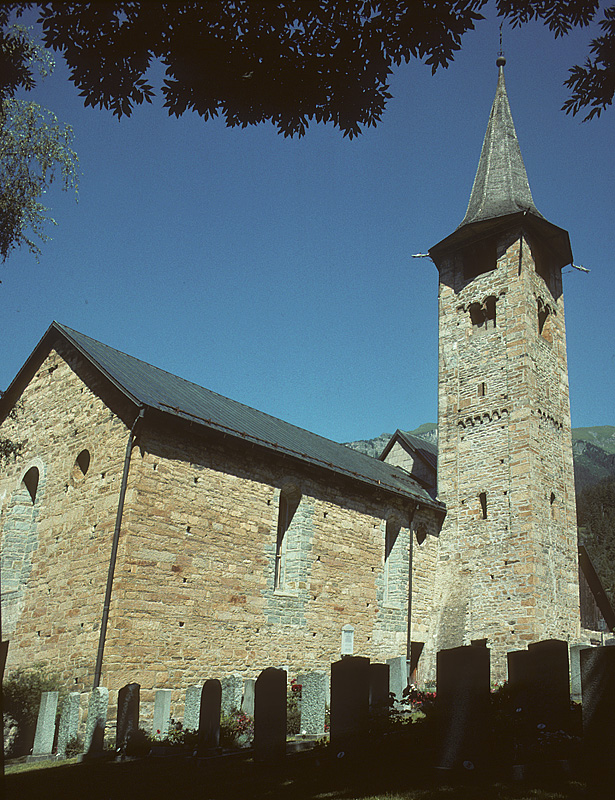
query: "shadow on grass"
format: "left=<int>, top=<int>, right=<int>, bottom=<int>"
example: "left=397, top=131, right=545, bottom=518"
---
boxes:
left=5, top=734, right=591, bottom=800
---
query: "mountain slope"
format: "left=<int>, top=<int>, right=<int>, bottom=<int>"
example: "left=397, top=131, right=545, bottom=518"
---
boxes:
left=345, top=425, right=615, bottom=491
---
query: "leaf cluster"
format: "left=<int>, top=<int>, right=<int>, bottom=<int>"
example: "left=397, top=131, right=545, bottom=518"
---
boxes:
left=35, top=1, right=487, bottom=138
left=564, top=4, right=615, bottom=119
left=0, top=3, right=54, bottom=101
left=0, top=96, right=79, bottom=262
left=2, top=2, right=613, bottom=144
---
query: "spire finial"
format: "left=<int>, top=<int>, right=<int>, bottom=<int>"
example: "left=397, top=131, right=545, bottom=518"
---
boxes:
left=497, top=23, right=506, bottom=68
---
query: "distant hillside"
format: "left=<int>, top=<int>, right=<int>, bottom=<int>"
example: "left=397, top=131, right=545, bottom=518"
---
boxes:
left=345, top=423, right=438, bottom=459
left=345, top=424, right=615, bottom=491
left=572, top=426, right=615, bottom=491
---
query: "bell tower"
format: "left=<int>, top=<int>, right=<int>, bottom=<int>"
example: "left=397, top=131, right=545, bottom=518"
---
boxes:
left=429, top=58, right=580, bottom=675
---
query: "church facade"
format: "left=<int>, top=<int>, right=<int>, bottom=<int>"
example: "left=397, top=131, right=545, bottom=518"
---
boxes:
left=0, top=323, right=443, bottom=695
left=0, top=61, right=601, bottom=700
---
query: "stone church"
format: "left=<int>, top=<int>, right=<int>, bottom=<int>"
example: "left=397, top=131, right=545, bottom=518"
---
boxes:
left=0, top=61, right=609, bottom=698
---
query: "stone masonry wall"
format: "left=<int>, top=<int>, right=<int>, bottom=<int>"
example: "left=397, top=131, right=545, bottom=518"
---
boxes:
left=433, top=231, right=580, bottom=678
left=1, top=345, right=442, bottom=718
left=0, top=345, right=134, bottom=689
left=102, top=422, right=423, bottom=718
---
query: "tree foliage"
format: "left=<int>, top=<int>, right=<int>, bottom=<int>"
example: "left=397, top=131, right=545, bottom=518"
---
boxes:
left=577, top=477, right=615, bottom=539
left=1, top=97, right=79, bottom=262
left=0, top=5, right=53, bottom=101
left=0, top=11, right=78, bottom=263
left=563, top=4, right=615, bottom=119
left=20, top=1, right=609, bottom=140
left=577, top=477, right=615, bottom=605
left=3, top=663, right=65, bottom=757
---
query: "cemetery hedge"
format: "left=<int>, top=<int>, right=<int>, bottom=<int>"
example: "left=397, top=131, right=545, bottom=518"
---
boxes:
left=2, top=662, right=65, bottom=757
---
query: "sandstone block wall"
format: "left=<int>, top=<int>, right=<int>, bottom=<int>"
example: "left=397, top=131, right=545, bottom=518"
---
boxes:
left=433, top=231, right=580, bottom=677
left=1, top=345, right=442, bottom=705
left=0, top=345, right=133, bottom=689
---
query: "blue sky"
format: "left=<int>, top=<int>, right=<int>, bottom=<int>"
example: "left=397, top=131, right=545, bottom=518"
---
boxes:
left=1, top=8, right=613, bottom=444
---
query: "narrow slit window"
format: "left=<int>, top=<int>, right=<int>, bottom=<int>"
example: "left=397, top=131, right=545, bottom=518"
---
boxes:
left=384, top=515, right=402, bottom=604
left=484, top=296, right=497, bottom=329
left=479, top=492, right=488, bottom=520
left=275, top=486, right=301, bottom=591
left=478, top=382, right=486, bottom=397
left=537, top=297, right=551, bottom=339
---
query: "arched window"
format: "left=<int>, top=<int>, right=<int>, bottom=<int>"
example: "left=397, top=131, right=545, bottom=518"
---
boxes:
left=275, top=485, right=301, bottom=591
left=22, top=467, right=39, bottom=503
left=537, top=297, right=553, bottom=341
left=384, top=515, right=403, bottom=605
left=469, top=296, right=497, bottom=332
left=72, top=449, right=91, bottom=481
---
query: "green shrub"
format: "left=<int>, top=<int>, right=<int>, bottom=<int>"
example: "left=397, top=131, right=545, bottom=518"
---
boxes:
left=287, top=677, right=301, bottom=735
left=153, top=719, right=198, bottom=748
left=64, top=735, right=83, bottom=758
left=220, top=709, right=253, bottom=748
left=3, top=663, right=65, bottom=758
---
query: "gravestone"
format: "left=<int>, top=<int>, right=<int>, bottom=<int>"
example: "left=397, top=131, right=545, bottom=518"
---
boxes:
left=152, top=689, right=172, bottom=738
left=507, top=647, right=532, bottom=700
left=297, top=671, right=326, bottom=736
left=184, top=685, right=202, bottom=731
left=330, top=656, right=370, bottom=753
left=341, top=624, right=355, bottom=656
left=527, top=640, right=570, bottom=730
left=509, top=640, right=570, bottom=732
left=116, top=682, right=140, bottom=755
left=436, top=645, right=490, bottom=771
left=386, top=656, right=406, bottom=706
left=254, top=667, right=287, bottom=761
left=221, top=674, right=243, bottom=715
left=369, top=663, right=390, bottom=712
left=242, top=678, right=256, bottom=717
left=85, top=686, right=109, bottom=754
left=31, top=691, right=58, bottom=756
left=581, top=646, right=615, bottom=791
left=570, top=644, right=590, bottom=704
left=56, top=692, right=81, bottom=758
left=198, top=679, right=222, bottom=753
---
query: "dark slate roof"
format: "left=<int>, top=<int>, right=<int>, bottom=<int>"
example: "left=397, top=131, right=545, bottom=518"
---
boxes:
left=459, top=59, right=543, bottom=228
left=429, top=59, right=573, bottom=270
left=379, top=430, right=437, bottom=473
left=4, top=322, right=443, bottom=512
left=399, top=431, right=437, bottom=471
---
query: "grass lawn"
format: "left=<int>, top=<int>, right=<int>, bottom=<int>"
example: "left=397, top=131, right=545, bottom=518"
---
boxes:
left=4, top=748, right=593, bottom=800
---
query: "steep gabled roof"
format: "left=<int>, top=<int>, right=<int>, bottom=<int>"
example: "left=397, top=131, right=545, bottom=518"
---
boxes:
left=1, top=322, right=444, bottom=513
left=429, top=58, right=573, bottom=270
left=379, top=430, right=437, bottom=473
left=459, top=57, right=543, bottom=228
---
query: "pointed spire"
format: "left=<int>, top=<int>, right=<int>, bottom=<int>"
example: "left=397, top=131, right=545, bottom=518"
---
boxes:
left=458, top=57, right=543, bottom=229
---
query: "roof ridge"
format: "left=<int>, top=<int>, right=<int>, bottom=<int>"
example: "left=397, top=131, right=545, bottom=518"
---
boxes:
left=52, top=323, right=443, bottom=510
left=56, top=322, right=353, bottom=447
